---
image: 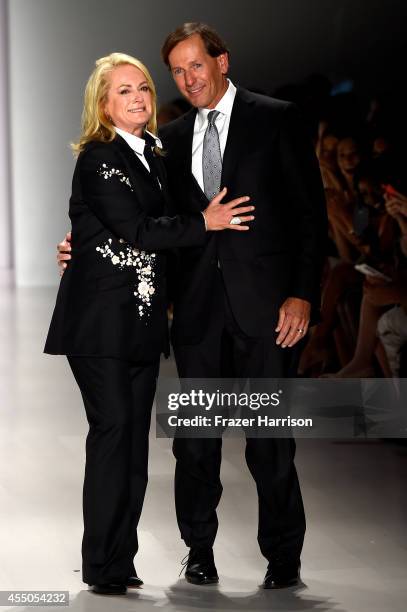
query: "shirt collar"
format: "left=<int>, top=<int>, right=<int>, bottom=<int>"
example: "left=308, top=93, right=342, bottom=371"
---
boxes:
left=114, top=126, right=162, bottom=155
left=197, top=79, right=237, bottom=130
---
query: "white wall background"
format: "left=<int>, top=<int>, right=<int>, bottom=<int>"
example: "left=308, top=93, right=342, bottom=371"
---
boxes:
left=0, top=0, right=12, bottom=281
left=6, top=0, right=407, bottom=286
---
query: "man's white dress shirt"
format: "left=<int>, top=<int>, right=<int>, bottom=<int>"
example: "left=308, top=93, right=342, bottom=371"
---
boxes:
left=191, top=80, right=237, bottom=193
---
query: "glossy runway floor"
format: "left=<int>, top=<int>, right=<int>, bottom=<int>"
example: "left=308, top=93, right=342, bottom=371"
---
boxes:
left=1, top=288, right=406, bottom=612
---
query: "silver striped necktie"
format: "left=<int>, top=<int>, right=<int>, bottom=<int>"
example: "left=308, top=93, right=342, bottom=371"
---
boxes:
left=202, top=110, right=222, bottom=200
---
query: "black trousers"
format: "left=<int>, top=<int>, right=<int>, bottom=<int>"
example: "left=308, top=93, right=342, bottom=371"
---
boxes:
left=172, top=272, right=306, bottom=562
left=67, top=356, right=159, bottom=585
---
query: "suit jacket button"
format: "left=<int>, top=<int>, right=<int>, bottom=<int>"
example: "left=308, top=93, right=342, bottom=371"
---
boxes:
left=119, top=238, right=125, bottom=243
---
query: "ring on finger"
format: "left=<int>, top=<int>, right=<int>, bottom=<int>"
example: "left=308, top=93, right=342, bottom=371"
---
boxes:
left=230, top=216, right=242, bottom=225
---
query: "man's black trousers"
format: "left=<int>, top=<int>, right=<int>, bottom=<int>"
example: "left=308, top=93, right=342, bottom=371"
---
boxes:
left=172, top=271, right=306, bottom=563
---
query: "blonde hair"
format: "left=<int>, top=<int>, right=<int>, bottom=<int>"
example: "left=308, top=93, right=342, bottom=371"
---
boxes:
left=71, top=52, right=158, bottom=155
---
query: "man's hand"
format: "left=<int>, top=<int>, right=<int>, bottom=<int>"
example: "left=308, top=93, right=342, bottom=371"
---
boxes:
left=275, top=297, right=311, bottom=348
left=57, top=231, right=72, bottom=276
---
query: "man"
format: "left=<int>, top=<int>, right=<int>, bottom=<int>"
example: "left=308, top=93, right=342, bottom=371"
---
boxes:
left=160, top=23, right=327, bottom=589
left=58, top=22, right=327, bottom=589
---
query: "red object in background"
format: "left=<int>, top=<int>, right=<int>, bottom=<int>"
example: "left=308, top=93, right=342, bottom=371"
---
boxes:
left=381, top=184, right=399, bottom=197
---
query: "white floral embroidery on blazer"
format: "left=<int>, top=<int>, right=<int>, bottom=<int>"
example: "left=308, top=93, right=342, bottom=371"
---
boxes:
left=95, top=163, right=156, bottom=318
left=97, top=163, right=133, bottom=190
left=96, top=240, right=156, bottom=318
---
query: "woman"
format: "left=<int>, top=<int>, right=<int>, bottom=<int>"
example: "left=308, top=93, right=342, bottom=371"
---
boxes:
left=299, top=136, right=365, bottom=374
left=44, top=52, right=254, bottom=595
left=331, top=188, right=406, bottom=378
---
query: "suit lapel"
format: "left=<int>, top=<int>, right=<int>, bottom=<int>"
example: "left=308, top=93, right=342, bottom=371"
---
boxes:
left=172, top=90, right=256, bottom=207
left=221, top=87, right=256, bottom=189
left=154, top=154, right=166, bottom=190
left=170, top=110, right=209, bottom=207
left=112, top=133, right=161, bottom=191
left=173, top=109, right=196, bottom=172
left=161, top=88, right=257, bottom=210
left=111, top=135, right=166, bottom=215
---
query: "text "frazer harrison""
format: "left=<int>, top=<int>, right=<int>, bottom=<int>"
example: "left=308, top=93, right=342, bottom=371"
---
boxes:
left=168, top=415, right=313, bottom=428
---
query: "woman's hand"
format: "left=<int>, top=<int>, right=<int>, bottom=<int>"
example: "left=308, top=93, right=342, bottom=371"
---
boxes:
left=203, top=187, right=255, bottom=231
left=57, top=232, right=71, bottom=275
left=385, top=196, right=407, bottom=219
left=385, top=197, right=407, bottom=235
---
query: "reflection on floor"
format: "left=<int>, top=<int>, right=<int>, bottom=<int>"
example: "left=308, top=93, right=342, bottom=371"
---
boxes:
left=0, top=288, right=406, bottom=612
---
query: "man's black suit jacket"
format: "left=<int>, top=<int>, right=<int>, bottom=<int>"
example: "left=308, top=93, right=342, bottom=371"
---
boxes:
left=159, top=87, right=328, bottom=345
left=44, top=134, right=206, bottom=360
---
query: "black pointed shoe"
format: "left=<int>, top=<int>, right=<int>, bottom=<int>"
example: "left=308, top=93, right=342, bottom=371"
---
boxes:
left=89, top=583, right=127, bottom=595
left=263, top=560, right=301, bottom=589
left=126, top=574, right=143, bottom=588
left=182, top=547, right=219, bottom=585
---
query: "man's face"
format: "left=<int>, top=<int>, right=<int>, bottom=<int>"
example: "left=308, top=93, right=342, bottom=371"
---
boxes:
left=168, top=33, right=229, bottom=109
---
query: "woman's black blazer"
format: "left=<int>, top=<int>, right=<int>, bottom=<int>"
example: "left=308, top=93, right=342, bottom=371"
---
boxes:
left=44, top=134, right=206, bottom=361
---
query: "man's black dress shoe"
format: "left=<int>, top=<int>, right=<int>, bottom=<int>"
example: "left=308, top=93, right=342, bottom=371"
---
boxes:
left=183, top=547, right=219, bottom=585
left=126, top=574, right=143, bottom=588
left=263, top=560, right=301, bottom=589
left=89, top=583, right=127, bottom=595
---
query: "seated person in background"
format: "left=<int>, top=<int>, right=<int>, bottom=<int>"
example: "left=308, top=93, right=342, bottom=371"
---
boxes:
left=325, top=136, right=364, bottom=263
left=377, top=191, right=407, bottom=376
left=300, top=164, right=398, bottom=375
left=315, top=121, right=340, bottom=191
left=156, top=97, right=191, bottom=126
left=329, top=187, right=407, bottom=377
left=352, top=163, right=395, bottom=262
